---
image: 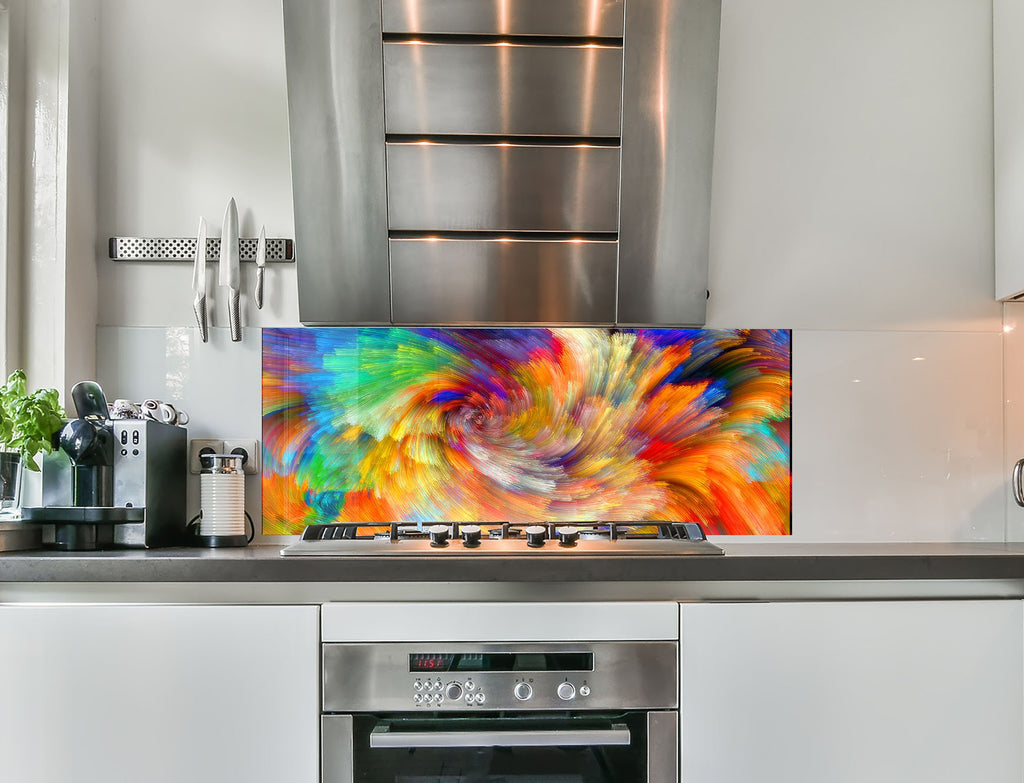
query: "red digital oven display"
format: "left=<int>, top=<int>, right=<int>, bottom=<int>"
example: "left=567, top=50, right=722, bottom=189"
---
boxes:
left=410, top=654, right=457, bottom=672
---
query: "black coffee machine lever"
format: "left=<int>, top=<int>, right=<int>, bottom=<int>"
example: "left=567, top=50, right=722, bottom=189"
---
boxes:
left=71, top=380, right=111, bottom=422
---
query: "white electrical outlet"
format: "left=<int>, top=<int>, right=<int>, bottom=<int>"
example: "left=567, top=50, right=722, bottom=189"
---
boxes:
left=189, top=439, right=224, bottom=474
left=223, top=438, right=261, bottom=475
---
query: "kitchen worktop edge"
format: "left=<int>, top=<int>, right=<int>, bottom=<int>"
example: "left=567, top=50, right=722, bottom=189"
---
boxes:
left=1, top=542, right=1023, bottom=584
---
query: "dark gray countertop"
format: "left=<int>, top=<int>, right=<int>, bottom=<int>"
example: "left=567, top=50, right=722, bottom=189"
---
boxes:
left=2, top=541, right=1024, bottom=583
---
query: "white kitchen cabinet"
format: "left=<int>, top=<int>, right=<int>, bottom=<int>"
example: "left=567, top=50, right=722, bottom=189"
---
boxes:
left=0, top=604, right=319, bottom=783
left=679, top=600, right=1023, bottom=783
left=996, top=0, right=1024, bottom=300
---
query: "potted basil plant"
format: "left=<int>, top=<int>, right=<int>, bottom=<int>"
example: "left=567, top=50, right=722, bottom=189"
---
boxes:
left=0, top=370, right=65, bottom=515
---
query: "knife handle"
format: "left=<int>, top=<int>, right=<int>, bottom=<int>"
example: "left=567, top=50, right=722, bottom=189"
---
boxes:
left=193, top=294, right=209, bottom=343
left=228, top=289, right=241, bottom=342
left=255, top=267, right=265, bottom=310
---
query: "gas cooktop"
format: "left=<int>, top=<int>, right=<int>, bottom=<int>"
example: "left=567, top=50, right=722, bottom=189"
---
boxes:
left=279, top=521, right=723, bottom=557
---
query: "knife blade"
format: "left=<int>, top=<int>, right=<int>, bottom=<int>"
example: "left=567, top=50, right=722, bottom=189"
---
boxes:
left=192, top=216, right=209, bottom=342
left=219, top=197, right=241, bottom=342
left=254, top=224, right=266, bottom=310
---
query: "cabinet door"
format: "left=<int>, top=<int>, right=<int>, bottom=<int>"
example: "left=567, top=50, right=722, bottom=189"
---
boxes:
left=0, top=604, right=319, bottom=783
left=680, top=601, right=1023, bottom=783
left=996, top=0, right=1024, bottom=299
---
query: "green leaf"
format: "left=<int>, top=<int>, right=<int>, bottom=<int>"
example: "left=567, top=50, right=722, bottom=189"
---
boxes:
left=0, top=370, right=65, bottom=471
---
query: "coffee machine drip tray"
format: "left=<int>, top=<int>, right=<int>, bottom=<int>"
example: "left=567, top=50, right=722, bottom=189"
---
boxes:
left=22, top=507, right=145, bottom=524
left=20, top=506, right=146, bottom=551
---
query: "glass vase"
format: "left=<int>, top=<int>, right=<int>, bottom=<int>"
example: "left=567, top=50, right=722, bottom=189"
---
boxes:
left=0, top=451, right=23, bottom=518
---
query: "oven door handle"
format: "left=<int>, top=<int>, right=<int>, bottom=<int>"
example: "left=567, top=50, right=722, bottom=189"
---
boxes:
left=369, top=723, right=631, bottom=749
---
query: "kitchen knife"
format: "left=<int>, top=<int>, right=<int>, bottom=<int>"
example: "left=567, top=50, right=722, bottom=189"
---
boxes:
left=192, top=216, right=209, bottom=342
left=254, top=224, right=266, bottom=310
left=219, top=197, right=241, bottom=342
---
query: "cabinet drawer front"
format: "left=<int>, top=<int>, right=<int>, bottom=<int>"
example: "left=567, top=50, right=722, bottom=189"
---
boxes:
left=384, top=42, right=623, bottom=137
left=390, top=238, right=617, bottom=323
left=386, top=143, right=621, bottom=232
left=382, top=0, right=625, bottom=37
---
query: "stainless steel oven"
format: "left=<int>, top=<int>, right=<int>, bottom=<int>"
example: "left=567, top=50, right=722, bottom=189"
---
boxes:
left=321, top=641, right=678, bottom=783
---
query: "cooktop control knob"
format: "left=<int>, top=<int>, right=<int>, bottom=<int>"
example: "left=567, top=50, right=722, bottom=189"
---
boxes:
left=556, top=526, right=579, bottom=547
left=445, top=682, right=463, bottom=701
left=461, top=524, right=482, bottom=548
left=556, top=682, right=576, bottom=701
left=525, top=525, right=547, bottom=548
left=514, top=682, right=533, bottom=701
left=428, top=524, right=450, bottom=547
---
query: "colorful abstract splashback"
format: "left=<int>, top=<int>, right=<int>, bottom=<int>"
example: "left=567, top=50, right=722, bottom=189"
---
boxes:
left=262, top=328, right=792, bottom=535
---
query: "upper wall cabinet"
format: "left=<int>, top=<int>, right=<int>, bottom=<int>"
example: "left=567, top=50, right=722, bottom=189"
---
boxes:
left=283, top=0, right=721, bottom=326
left=996, top=0, right=1024, bottom=300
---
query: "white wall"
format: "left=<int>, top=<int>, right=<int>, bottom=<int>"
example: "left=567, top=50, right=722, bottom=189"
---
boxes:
left=95, top=0, right=296, bottom=329
left=92, top=0, right=1006, bottom=542
left=3, top=0, right=101, bottom=403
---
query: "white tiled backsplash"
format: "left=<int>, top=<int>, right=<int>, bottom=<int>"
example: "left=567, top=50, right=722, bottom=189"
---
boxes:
left=97, top=325, right=1008, bottom=543
left=1004, top=302, right=1024, bottom=541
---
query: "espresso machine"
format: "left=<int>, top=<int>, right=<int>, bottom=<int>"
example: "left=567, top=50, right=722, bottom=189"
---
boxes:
left=22, top=381, right=187, bottom=550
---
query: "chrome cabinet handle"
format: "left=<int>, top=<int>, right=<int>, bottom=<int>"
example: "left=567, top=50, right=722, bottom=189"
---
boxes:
left=369, top=723, right=631, bottom=749
left=1014, top=459, right=1024, bottom=507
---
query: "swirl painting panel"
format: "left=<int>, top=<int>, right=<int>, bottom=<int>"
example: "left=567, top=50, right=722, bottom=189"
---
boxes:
left=262, top=328, right=791, bottom=535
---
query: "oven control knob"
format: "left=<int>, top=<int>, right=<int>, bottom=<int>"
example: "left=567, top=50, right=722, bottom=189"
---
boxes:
left=461, top=525, right=482, bottom=547
left=428, top=524, right=450, bottom=547
left=525, top=525, right=547, bottom=548
left=557, top=682, right=576, bottom=701
left=556, top=526, right=579, bottom=547
left=445, top=682, right=464, bottom=701
left=514, top=682, right=533, bottom=701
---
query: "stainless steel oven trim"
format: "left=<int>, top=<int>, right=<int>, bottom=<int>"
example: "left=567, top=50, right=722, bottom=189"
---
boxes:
left=322, top=714, right=354, bottom=783
left=368, top=722, right=631, bottom=748
left=322, top=641, right=678, bottom=712
left=648, top=710, right=679, bottom=783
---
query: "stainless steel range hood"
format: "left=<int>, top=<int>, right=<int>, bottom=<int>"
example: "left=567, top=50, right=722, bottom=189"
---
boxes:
left=283, top=0, right=721, bottom=326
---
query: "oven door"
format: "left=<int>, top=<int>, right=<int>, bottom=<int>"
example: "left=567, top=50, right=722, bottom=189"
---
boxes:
left=322, top=711, right=677, bottom=783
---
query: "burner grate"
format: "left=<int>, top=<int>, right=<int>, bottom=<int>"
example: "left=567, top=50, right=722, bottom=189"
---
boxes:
left=298, top=520, right=709, bottom=542
left=281, top=520, right=723, bottom=557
